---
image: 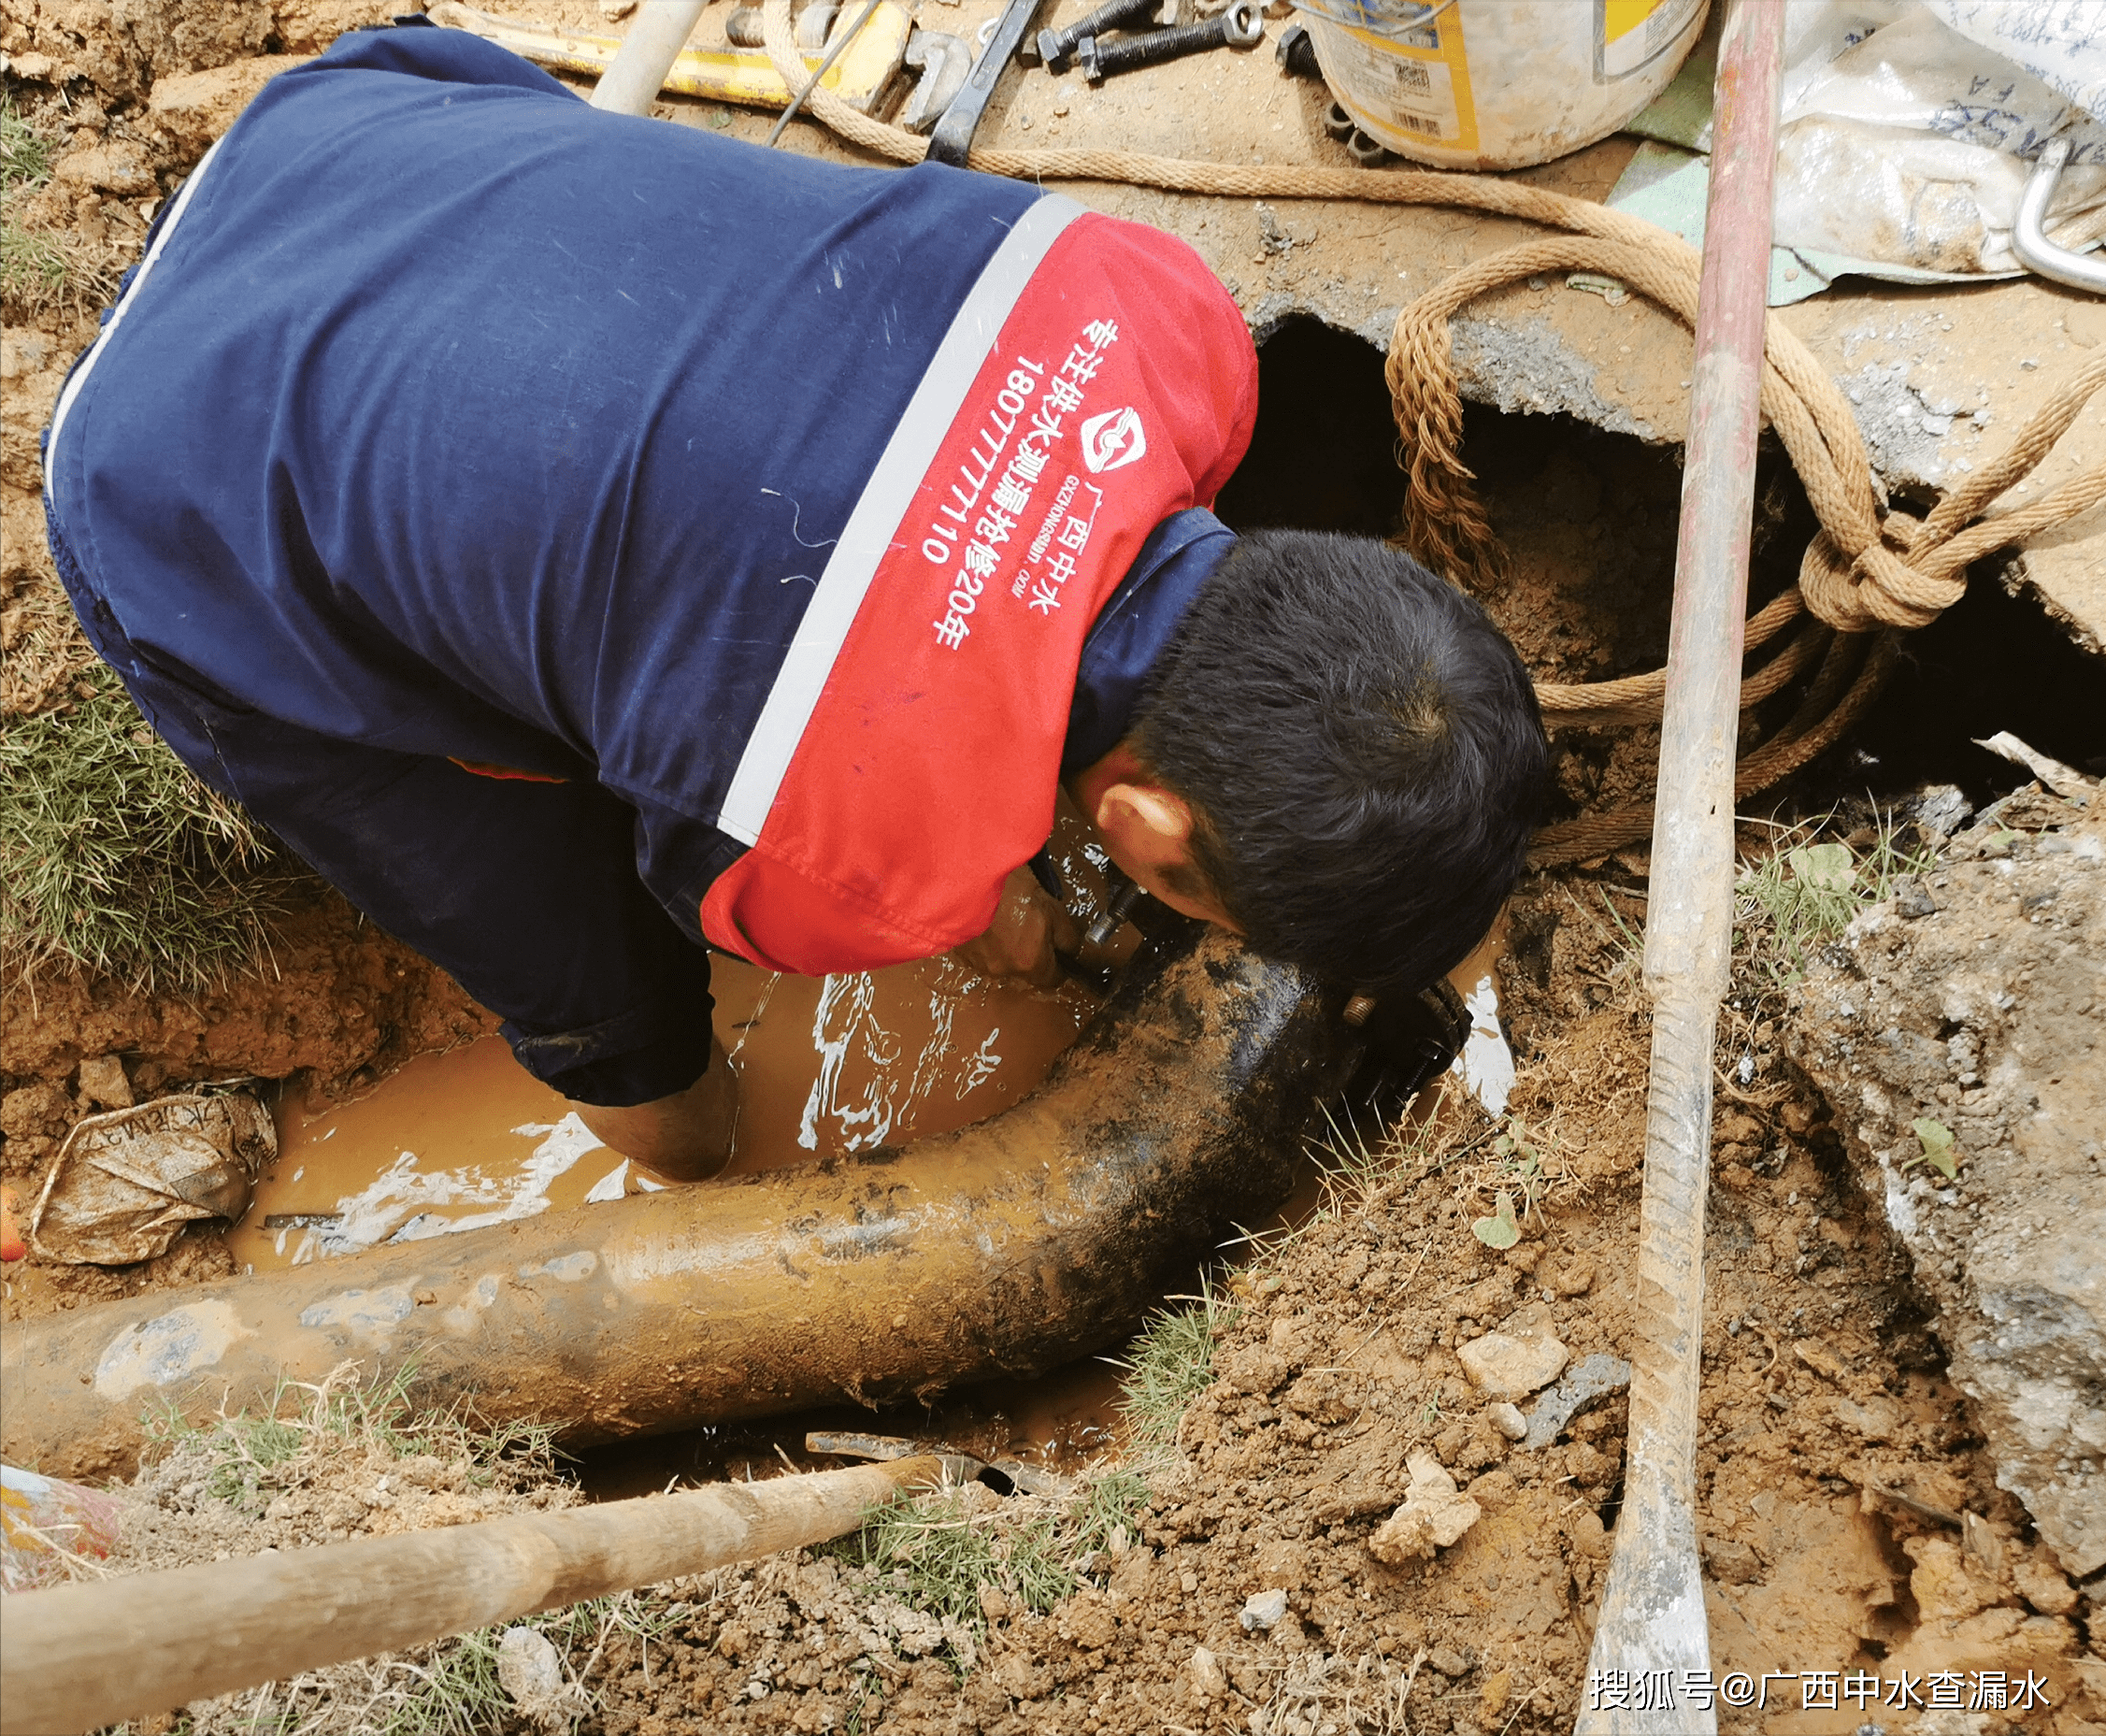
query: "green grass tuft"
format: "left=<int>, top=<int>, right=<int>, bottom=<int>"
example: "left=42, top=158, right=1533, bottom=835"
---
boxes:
left=1733, top=811, right=1935, bottom=991
left=1110, top=1278, right=1236, bottom=1450
left=1, top=94, right=56, bottom=192
left=833, top=1461, right=1153, bottom=1641
left=1, top=667, right=280, bottom=991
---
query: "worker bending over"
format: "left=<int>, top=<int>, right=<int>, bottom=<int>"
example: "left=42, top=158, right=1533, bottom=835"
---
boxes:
left=42, top=22, right=1548, bottom=1180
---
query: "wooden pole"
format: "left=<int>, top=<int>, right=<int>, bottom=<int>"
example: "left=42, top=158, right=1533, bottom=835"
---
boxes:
left=0, top=1456, right=942, bottom=1736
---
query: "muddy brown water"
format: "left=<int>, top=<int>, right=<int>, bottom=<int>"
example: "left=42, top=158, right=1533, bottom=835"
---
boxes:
left=234, top=956, right=1104, bottom=1270
left=225, top=816, right=1153, bottom=1479
left=230, top=951, right=1129, bottom=1485
left=224, top=907, right=1507, bottom=1490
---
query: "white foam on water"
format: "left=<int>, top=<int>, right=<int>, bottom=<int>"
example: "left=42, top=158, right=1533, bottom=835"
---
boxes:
left=316, top=1113, right=605, bottom=1254
left=1451, top=974, right=1516, bottom=1117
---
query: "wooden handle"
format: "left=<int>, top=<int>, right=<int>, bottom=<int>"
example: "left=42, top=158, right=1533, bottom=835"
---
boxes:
left=0, top=1456, right=939, bottom=1736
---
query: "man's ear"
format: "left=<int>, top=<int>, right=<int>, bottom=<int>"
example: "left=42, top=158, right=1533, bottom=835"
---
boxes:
left=1094, top=782, right=1194, bottom=847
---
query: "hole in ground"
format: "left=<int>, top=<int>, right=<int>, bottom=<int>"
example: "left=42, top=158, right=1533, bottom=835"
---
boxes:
left=1221, top=314, right=2106, bottom=816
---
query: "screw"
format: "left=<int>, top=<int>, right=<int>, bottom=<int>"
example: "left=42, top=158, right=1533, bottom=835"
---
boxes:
left=1035, top=0, right=1160, bottom=73
left=1077, top=0, right=1263, bottom=83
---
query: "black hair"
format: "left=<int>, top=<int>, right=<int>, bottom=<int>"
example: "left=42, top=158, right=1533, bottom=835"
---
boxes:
left=1131, top=528, right=1550, bottom=996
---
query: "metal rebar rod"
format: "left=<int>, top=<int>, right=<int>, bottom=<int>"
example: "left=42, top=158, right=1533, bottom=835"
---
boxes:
left=1576, top=5, right=1785, bottom=1732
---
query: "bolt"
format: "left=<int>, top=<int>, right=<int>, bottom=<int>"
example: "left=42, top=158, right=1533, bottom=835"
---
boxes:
left=1078, top=0, right=1263, bottom=83
left=1035, top=0, right=1159, bottom=73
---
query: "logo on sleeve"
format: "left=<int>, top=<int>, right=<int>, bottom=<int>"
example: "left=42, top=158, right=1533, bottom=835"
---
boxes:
left=1080, top=407, right=1147, bottom=475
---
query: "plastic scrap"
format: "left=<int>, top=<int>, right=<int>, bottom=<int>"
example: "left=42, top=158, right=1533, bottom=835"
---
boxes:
left=1, top=1463, right=122, bottom=1592
left=1612, top=0, right=2106, bottom=301
left=29, top=1092, right=274, bottom=1266
left=1521, top=1352, right=1634, bottom=1451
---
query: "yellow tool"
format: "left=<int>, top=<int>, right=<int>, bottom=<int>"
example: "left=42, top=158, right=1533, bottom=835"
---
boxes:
left=427, top=1, right=914, bottom=114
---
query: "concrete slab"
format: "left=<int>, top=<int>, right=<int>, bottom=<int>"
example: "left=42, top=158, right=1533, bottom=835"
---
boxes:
left=659, top=0, right=2104, bottom=653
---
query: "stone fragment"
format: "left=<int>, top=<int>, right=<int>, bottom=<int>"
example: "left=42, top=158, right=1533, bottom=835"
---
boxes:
left=496, top=1627, right=589, bottom=1731
left=1905, top=1536, right=2005, bottom=1623
left=52, top=142, right=156, bottom=196
left=2013, top=1553, right=2077, bottom=1616
left=75, top=1055, right=133, bottom=1111
left=1239, top=1588, right=1288, bottom=1632
left=1366, top=1451, right=1482, bottom=1565
left=1520, top=1353, right=1632, bottom=1450
left=1787, top=811, right=2106, bottom=1577
left=1792, top=1337, right=1846, bottom=1383
left=1828, top=1395, right=1898, bottom=1440
left=1457, top=1310, right=1569, bottom=1401
left=1188, top=1645, right=1226, bottom=1697
left=1484, top=1401, right=1527, bottom=1441
left=1058, top=1588, right=1118, bottom=1650
left=1701, top=1535, right=1763, bottom=1585
left=1426, top=1644, right=1472, bottom=1678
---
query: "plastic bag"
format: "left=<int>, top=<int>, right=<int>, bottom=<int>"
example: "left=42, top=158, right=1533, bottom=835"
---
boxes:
left=30, top=1091, right=274, bottom=1266
left=1774, top=1, right=2106, bottom=276
left=1, top=1464, right=122, bottom=1592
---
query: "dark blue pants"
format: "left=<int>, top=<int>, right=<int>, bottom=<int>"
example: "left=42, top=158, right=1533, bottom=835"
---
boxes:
left=49, top=522, right=715, bottom=1108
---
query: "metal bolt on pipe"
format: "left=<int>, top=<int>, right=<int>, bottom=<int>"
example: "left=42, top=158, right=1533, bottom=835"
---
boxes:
left=1576, top=4, right=1785, bottom=1732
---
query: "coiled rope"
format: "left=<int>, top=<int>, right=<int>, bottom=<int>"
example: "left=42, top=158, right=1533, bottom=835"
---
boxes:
left=758, top=0, right=2106, bottom=864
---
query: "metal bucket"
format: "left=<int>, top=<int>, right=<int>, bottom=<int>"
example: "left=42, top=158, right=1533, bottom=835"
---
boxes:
left=1298, top=0, right=1708, bottom=170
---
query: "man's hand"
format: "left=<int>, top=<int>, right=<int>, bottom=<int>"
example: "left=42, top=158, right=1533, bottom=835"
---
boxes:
left=950, top=865, right=1082, bottom=989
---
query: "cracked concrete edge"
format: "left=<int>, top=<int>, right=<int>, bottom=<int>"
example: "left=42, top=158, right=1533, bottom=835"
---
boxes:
left=1237, top=280, right=2102, bottom=663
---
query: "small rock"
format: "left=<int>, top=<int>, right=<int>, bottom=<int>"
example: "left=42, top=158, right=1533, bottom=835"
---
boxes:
left=1792, top=1337, right=1846, bottom=1383
left=1188, top=1645, right=1226, bottom=1697
left=1484, top=1401, right=1527, bottom=1441
left=1366, top=1452, right=1482, bottom=1565
left=52, top=142, right=156, bottom=196
left=1905, top=1536, right=2002, bottom=1622
left=1544, top=1255, right=1595, bottom=1297
left=599, top=0, right=637, bottom=15
left=1239, top=1588, right=1289, bottom=1632
left=495, top=1628, right=589, bottom=1731
left=2013, top=1552, right=2077, bottom=1615
left=1894, top=875, right=1939, bottom=919
left=1427, top=1643, right=1472, bottom=1678
left=1701, top=1535, right=1763, bottom=1585
left=1520, top=1353, right=1632, bottom=1450
left=1829, top=1395, right=1898, bottom=1441
left=1458, top=1321, right=1569, bottom=1400
left=76, top=1055, right=134, bottom=1110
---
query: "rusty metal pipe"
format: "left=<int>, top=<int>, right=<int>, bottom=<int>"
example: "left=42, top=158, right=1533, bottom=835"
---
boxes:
left=3, top=930, right=1348, bottom=1483
left=1578, top=4, right=1784, bottom=1732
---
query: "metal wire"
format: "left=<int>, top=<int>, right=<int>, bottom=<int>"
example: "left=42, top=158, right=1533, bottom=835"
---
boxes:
left=766, top=0, right=887, bottom=147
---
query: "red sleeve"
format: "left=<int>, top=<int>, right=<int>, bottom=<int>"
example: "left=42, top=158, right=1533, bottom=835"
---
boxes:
left=699, top=843, right=1003, bottom=976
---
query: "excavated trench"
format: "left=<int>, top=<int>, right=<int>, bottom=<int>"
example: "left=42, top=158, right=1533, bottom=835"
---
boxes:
left=9, top=300, right=2106, bottom=1730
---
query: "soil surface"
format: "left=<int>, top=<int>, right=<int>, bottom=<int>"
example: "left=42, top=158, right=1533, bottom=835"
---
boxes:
left=4, top=6, right=2103, bottom=1734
